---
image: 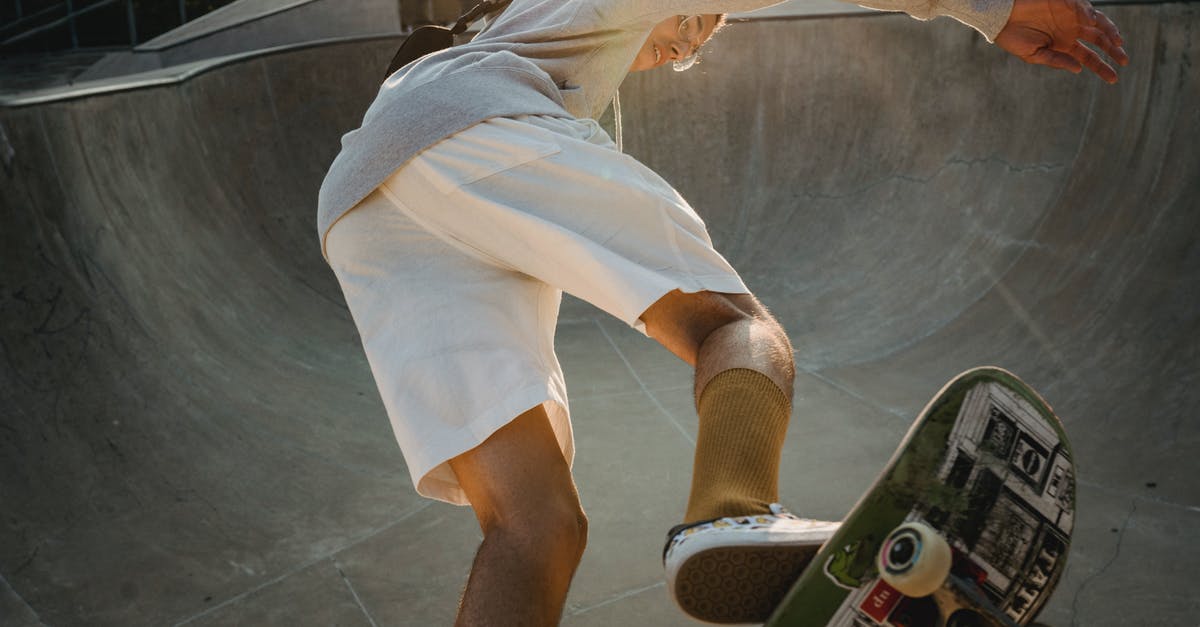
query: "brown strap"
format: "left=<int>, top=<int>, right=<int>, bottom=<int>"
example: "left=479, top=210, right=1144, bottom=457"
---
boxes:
left=385, top=0, right=515, bottom=79
left=450, top=0, right=514, bottom=35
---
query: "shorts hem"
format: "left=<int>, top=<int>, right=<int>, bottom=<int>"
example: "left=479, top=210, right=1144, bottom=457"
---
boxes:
left=628, top=273, right=752, bottom=335
left=410, top=384, right=572, bottom=506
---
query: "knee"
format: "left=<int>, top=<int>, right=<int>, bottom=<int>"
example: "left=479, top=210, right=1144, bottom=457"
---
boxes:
left=699, top=295, right=794, bottom=369
left=538, top=498, right=588, bottom=562
left=644, top=290, right=791, bottom=364
left=482, top=492, right=588, bottom=563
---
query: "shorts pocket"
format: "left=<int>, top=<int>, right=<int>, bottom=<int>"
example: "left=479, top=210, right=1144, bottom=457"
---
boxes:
left=412, top=118, right=563, bottom=195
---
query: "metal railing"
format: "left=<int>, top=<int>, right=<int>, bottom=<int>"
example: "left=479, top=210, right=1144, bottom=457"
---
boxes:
left=2, top=0, right=203, bottom=50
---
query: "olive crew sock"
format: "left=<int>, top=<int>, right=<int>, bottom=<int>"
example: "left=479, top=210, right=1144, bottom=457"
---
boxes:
left=684, top=368, right=791, bottom=524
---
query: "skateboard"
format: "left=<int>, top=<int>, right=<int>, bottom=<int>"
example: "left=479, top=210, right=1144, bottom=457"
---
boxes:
left=768, top=367, right=1074, bottom=627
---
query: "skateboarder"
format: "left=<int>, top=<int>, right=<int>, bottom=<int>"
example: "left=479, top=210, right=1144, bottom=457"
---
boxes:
left=316, top=0, right=1127, bottom=624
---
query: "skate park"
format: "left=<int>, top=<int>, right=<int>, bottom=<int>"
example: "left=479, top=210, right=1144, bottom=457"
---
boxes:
left=1, top=0, right=1197, bottom=624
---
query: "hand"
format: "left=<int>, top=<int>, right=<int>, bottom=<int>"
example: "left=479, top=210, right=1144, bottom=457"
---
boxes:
left=994, top=0, right=1130, bottom=84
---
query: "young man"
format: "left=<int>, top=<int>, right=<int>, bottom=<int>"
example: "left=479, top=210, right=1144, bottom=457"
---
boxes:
left=317, top=1, right=1127, bottom=624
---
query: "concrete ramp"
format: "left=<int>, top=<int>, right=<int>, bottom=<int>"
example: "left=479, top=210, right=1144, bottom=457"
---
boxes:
left=78, top=0, right=404, bottom=81
left=1, top=3, right=1197, bottom=625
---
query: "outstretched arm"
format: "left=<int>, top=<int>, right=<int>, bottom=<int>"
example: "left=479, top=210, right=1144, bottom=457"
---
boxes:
left=994, top=0, right=1129, bottom=83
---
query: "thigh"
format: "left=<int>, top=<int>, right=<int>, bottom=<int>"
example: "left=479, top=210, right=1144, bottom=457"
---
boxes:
left=382, top=115, right=750, bottom=336
left=325, top=190, right=573, bottom=505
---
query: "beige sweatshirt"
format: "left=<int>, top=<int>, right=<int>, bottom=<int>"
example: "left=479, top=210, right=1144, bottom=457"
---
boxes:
left=317, top=0, right=1013, bottom=258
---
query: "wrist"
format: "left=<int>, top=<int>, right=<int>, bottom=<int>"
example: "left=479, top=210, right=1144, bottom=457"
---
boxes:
left=935, top=0, right=1015, bottom=42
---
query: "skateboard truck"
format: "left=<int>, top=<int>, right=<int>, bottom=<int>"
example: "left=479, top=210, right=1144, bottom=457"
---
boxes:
left=877, top=521, right=1024, bottom=627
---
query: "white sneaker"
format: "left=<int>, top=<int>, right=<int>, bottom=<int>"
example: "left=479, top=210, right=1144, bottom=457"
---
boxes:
left=663, top=504, right=840, bottom=624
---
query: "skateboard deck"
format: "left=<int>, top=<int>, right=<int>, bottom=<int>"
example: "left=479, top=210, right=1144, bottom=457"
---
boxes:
left=767, top=367, right=1074, bottom=626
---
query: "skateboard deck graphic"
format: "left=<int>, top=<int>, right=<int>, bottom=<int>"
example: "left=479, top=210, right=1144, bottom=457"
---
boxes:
left=767, top=367, right=1074, bottom=626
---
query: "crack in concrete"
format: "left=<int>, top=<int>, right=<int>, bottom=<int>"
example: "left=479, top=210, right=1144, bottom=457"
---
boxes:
left=1069, top=498, right=1136, bottom=627
left=802, top=368, right=908, bottom=422
left=565, top=581, right=664, bottom=617
left=171, top=500, right=431, bottom=626
left=594, top=320, right=696, bottom=446
left=781, top=154, right=1066, bottom=206
left=1077, top=478, right=1199, bottom=514
left=13, top=544, right=38, bottom=576
left=0, top=568, right=45, bottom=625
left=336, top=560, right=380, bottom=627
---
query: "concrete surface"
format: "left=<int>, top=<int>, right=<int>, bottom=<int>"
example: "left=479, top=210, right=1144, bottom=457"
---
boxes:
left=78, top=0, right=404, bottom=82
left=1, top=3, right=1197, bottom=626
left=0, top=51, right=109, bottom=96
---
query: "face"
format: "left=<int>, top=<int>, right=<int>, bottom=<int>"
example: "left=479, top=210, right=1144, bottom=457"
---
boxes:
left=629, top=14, right=721, bottom=73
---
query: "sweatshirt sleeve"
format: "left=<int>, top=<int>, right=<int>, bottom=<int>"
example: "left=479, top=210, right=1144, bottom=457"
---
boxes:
left=607, top=0, right=1013, bottom=43
left=849, top=0, right=1014, bottom=42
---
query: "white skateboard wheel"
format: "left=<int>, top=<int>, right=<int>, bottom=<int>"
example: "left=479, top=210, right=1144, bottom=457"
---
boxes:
left=877, top=521, right=952, bottom=598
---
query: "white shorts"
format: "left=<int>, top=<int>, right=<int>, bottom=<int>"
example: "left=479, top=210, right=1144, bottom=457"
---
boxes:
left=325, top=115, right=748, bottom=504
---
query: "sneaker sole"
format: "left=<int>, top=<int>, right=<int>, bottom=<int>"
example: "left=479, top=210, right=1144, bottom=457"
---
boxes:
left=671, top=543, right=821, bottom=624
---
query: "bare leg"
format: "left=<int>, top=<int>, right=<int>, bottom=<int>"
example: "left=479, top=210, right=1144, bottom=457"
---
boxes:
left=641, top=289, right=796, bottom=522
left=449, top=404, right=588, bottom=627
left=640, top=289, right=794, bottom=403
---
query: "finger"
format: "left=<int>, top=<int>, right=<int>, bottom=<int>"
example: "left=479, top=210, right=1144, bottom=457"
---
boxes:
left=1028, top=47, right=1083, bottom=74
left=1081, top=2, right=1097, bottom=25
left=1072, top=0, right=1098, bottom=27
left=1066, top=40, right=1119, bottom=83
left=1080, top=24, right=1129, bottom=67
left=1091, top=11, right=1130, bottom=64
left=1093, top=11, right=1124, bottom=47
